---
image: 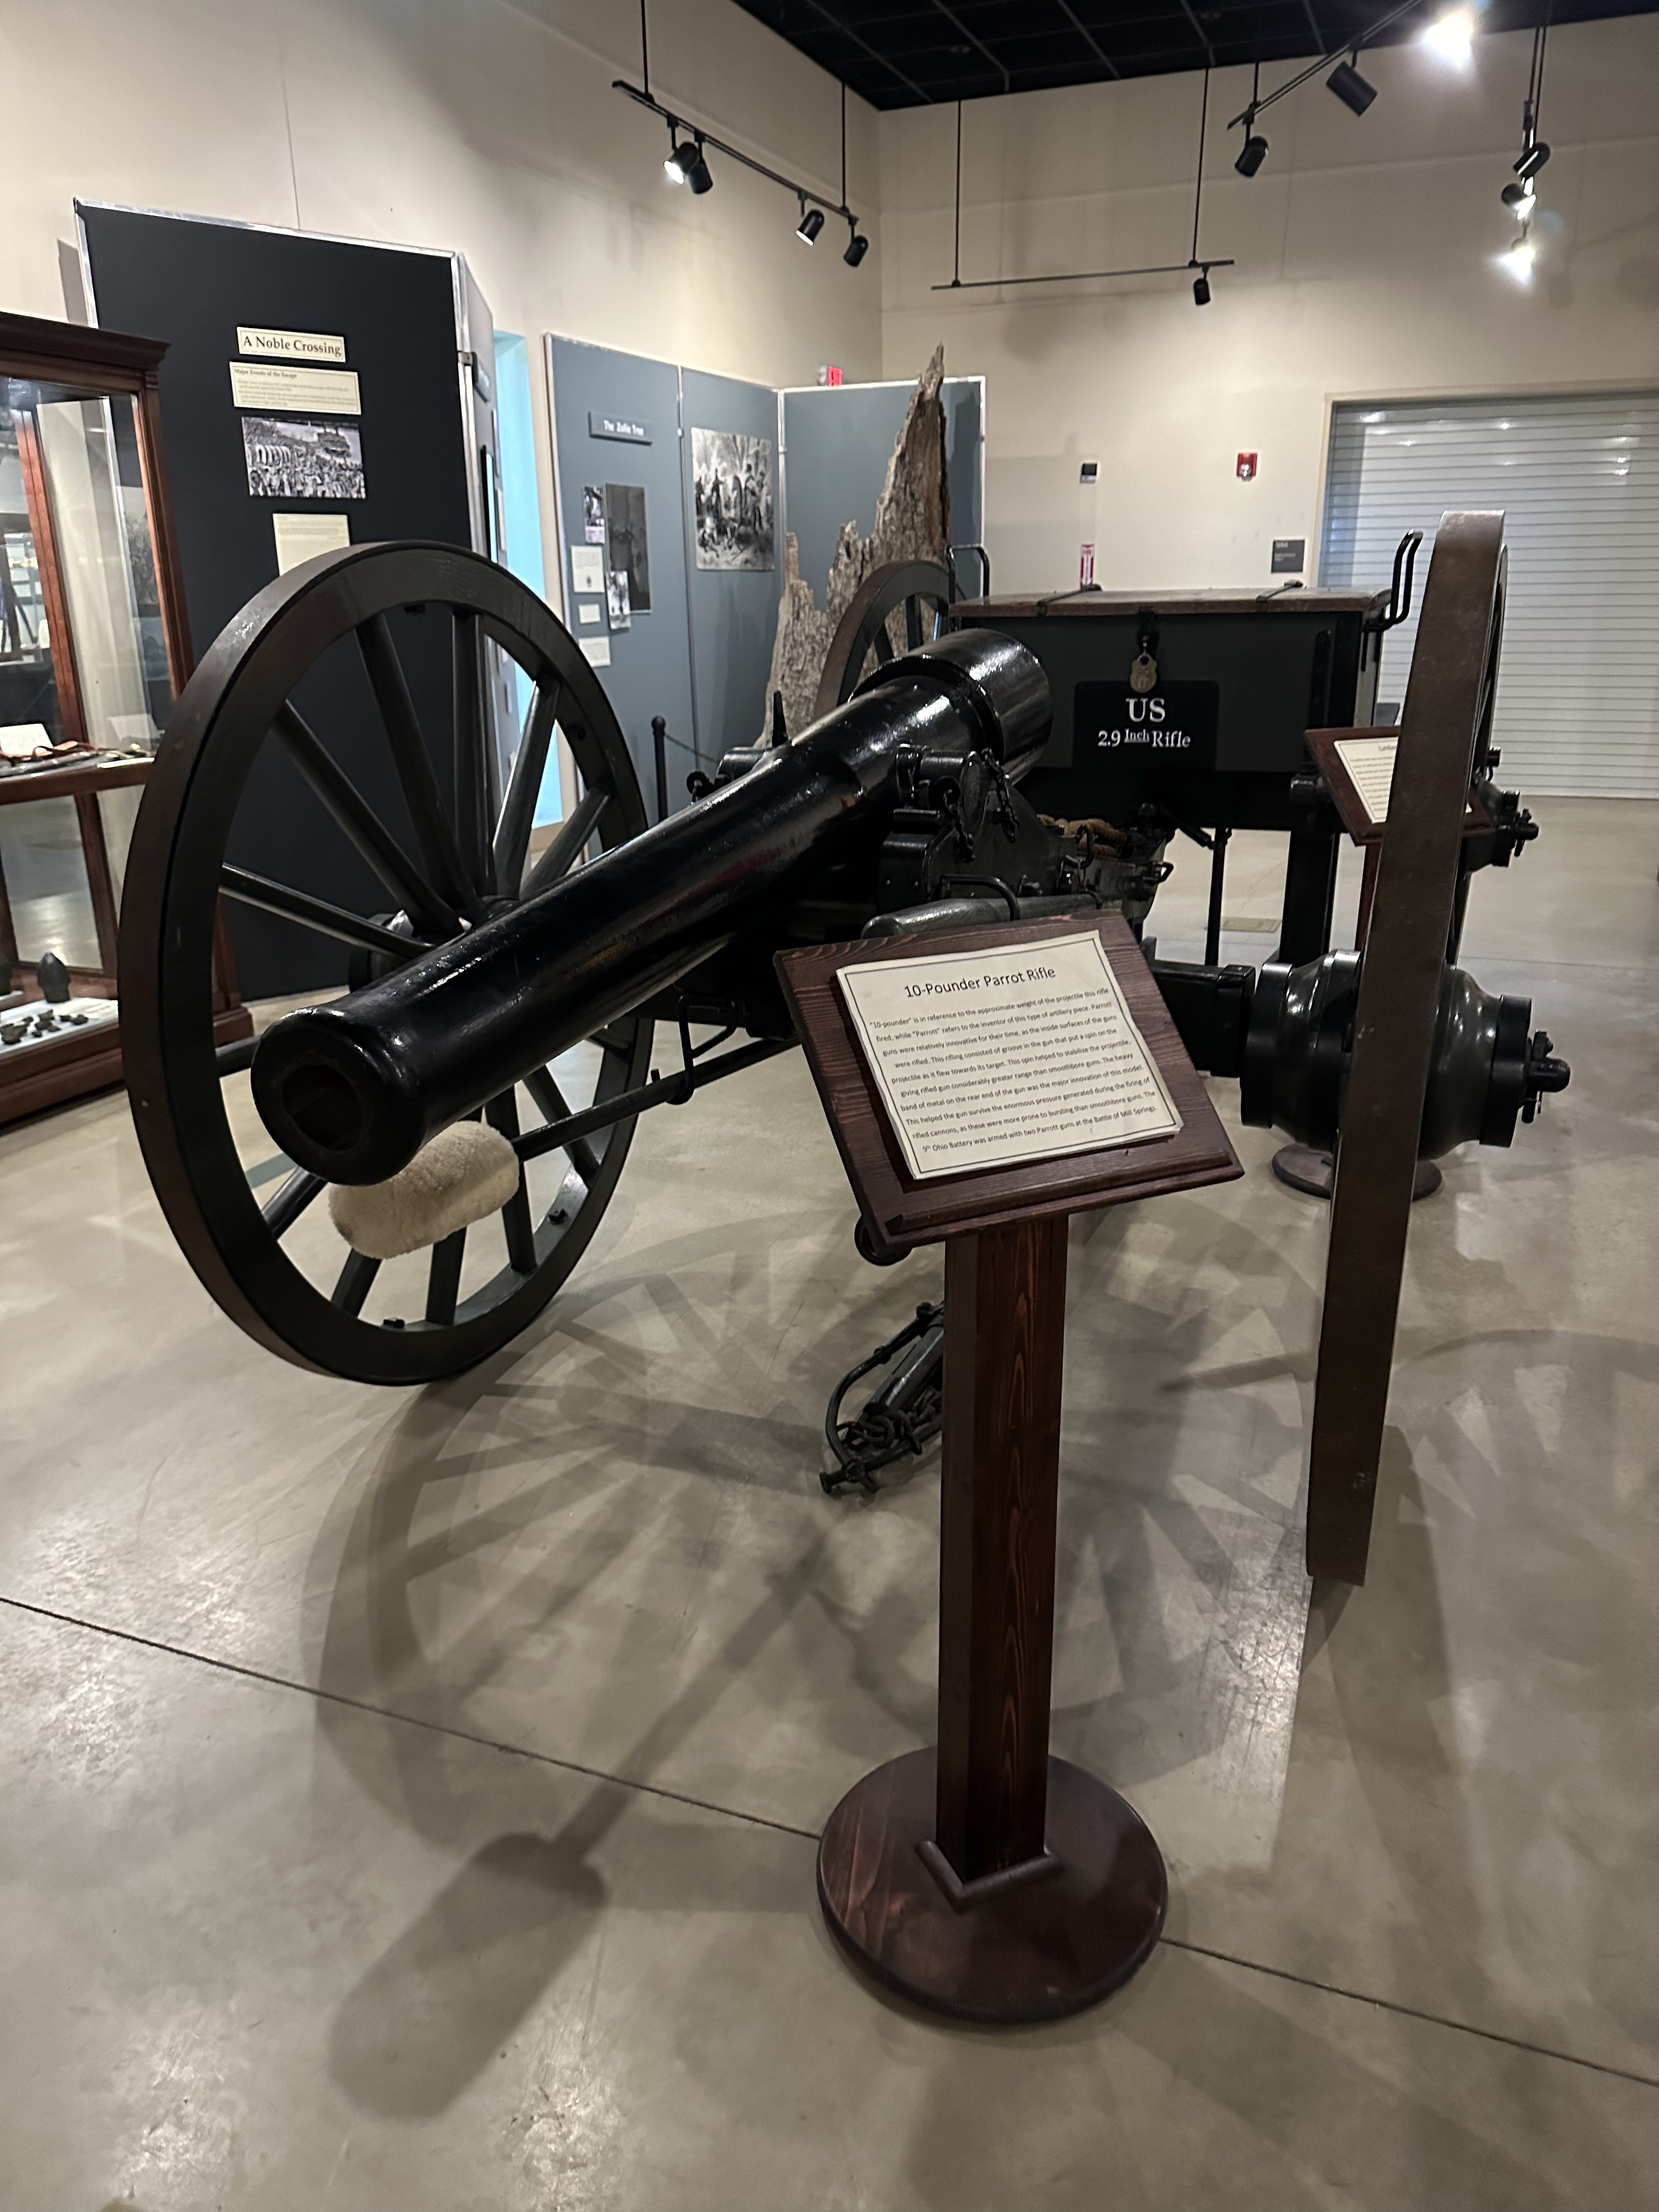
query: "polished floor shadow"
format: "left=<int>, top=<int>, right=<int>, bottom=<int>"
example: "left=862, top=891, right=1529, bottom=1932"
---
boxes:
left=0, top=799, right=1655, bottom=2202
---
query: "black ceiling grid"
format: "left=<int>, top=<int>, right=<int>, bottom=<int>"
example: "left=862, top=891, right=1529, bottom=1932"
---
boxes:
left=731, top=0, right=1658, bottom=108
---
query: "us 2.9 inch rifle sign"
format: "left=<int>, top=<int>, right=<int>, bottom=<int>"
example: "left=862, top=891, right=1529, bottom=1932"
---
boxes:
left=1072, top=680, right=1219, bottom=781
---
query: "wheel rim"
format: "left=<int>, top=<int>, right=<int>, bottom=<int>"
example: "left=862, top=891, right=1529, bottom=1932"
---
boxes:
left=812, top=561, right=952, bottom=720
left=120, top=540, right=653, bottom=1384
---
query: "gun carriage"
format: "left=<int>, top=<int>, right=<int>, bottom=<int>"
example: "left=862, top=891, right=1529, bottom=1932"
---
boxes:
left=121, top=516, right=1566, bottom=1581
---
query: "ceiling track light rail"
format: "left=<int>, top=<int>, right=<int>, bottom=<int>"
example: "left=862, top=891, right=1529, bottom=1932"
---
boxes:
left=1226, top=0, right=1426, bottom=148
left=616, top=80, right=857, bottom=243
left=934, top=75, right=1229, bottom=306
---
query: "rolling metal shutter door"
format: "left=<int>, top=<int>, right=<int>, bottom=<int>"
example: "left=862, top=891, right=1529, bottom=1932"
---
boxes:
left=1319, top=392, right=1659, bottom=797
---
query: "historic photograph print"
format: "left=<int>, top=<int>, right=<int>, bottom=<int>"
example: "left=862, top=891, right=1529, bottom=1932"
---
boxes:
left=606, top=567, right=631, bottom=631
left=242, top=416, right=365, bottom=501
left=691, top=430, right=774, bottom=572
left=602, top=482, right=651, bottom=613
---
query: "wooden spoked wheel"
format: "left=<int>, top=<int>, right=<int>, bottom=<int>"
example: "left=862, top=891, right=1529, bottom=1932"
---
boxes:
left=1306, top=512, right=1509, bottom=1582
left=811, top=561, right=952, bottom=720
left=120, top=541, right=653, bottom=1384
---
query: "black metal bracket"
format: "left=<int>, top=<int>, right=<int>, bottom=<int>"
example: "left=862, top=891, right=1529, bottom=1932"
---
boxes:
left=515, top=1024, right=797, bottom=1165
left=823, top=1301, right=946, bottom=1496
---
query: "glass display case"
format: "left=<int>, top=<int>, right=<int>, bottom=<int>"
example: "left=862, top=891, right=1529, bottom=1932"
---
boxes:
left=0, top=311, right=248, bottom=1121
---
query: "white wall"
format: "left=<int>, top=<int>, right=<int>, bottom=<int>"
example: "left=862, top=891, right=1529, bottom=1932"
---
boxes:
left=879, top=17, right=1659, bottom=594
left=3, top=0, right=883, bottom=593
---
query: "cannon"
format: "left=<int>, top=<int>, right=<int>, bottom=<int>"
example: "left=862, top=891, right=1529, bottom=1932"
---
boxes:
left=122, top=522, right=1565, bottom=1575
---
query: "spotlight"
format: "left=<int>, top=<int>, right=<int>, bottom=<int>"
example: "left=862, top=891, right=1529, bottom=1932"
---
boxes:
left=667, top=137, right=713, bottom=194
left=1327, top=58, right=1377, bottom=115
left=1501, top=178, right=1536, bottom=220
left=1514, top=139, right=1551, bottom=181
left=664, top=134, right=686, bottom=185
left=1420, top=7, right=1475, bottom=69
left=1193, top=269, right=1212, bottom=306
left=1500, top=234, right=1536, bottom=285
left=1235, top=131, right=1269, bottom=178
left=844, top=225, right=869, bottom=268
left=797, top=203, right=825, bottom=245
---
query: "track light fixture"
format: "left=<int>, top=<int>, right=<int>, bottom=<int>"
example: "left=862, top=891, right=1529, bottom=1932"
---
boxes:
left=1497, top=22, right=1548, bottom=278
left=1501, top=233, right=1536, bottom=285
left=1327, top=57, right=1377, bottom=115
left=665, top=135, right=713, bottom=193
left=620, top=12, right=865, bottom=265
left=1420, top=6, right=1476, bottom=69
left=1193, top=268, right=1212, bottom=306
left=1235, top=126, right=1269, bottom=178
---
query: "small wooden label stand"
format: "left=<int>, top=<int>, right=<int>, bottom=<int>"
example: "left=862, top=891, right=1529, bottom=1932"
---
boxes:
left=776, top=912, right=1241, bottom=2022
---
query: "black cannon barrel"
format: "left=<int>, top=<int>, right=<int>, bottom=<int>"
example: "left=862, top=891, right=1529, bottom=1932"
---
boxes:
left=253, top=630, right=1051, bottom=1184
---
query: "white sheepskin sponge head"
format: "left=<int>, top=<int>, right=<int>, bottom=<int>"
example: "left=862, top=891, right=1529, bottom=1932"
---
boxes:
left=328, top=1121, right=522, bottom=1260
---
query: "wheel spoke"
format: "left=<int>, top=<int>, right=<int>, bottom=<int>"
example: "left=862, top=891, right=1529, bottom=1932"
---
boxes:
left=521, top=783, right=609, bottom=903
left=493, top=678, right=562, bottom=895
left=453, top=608, right=494, bottom=896
left=872, top=627, right=895, bottom=666
left=331, top=1248, right=380, bottom=1314
left=221, top=866, right=435, bottom=959
left=905, top=594, right=924, bottom=651
left=524, top=1066, right=601, bottom=1186
left=486, top=1090, right=537, bottom=1274
left=273, top=701, right=461, bottom=939
left=263, top=1165, right=325, bottom=1237
left=425, top=1228, right=466, bottom=1325
left=356, top=613, right=473, bottom=912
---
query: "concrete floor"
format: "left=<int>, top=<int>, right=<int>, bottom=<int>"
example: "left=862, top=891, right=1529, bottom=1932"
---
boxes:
left=1, top=798, right=1656, bottom=2208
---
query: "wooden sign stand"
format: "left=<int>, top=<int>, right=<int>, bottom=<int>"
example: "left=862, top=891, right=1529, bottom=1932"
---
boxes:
left=777, top=912, right=1241, bottom=2022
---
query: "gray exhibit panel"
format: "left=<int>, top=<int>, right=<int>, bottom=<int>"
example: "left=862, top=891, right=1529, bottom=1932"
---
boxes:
left=680, top=368, right=782, bottom=756
left=548, top=337, right=695, bottom=811
left=781, top=377, right=984, bottom=601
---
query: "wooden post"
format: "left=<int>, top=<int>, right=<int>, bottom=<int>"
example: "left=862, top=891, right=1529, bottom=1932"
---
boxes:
left=935, top=1216, right=1066, bottom=1882
left=777, top=913, right=1242, bottom=2022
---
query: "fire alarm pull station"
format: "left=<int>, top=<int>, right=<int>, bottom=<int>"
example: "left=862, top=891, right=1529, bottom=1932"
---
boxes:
left=1237, top=452, right=1258, bottom=481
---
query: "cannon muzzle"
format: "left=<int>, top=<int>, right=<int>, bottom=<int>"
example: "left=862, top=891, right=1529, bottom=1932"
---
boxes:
left=252, top=631, right=1051, bottom=1184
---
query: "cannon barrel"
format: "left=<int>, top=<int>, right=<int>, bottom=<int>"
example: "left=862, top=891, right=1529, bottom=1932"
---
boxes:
left=252, top=630, right=1051, bottom=1185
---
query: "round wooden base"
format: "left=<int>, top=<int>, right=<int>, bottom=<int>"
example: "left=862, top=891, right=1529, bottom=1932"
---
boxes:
left=817, top=1748, right=1166, bottom=2024
left=1271, top=1143, right=1442, bottom=1203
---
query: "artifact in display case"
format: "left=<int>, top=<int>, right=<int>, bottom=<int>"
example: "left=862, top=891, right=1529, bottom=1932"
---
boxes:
left=0, top=311, right=249, bottom=1122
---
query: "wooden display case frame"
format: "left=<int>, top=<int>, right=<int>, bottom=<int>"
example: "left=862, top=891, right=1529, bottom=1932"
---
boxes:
left=0, top=311, right=250, bottom=1125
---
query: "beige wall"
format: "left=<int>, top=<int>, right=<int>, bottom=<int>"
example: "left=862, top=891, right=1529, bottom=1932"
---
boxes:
left=878, top=17, right=1659, bottom=594
left=4, top=0, right=883, bottom=591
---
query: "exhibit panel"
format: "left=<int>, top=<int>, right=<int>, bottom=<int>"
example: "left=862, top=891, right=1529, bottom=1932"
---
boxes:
left=78, top=203, right=501, bottom=997
left=680, top=366, right=782, bottom=767
left=781, top=375, right=986, bottom=598
left=546, top=337, right=697, bottom=811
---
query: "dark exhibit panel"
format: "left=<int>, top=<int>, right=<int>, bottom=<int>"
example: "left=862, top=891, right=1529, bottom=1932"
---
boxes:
left=546, top=338, right=695, bottom=811
left=781, top=376, right=985, bottom=597
left=78, top=203, right=495, bottom=998
left=681, top=366, right=782, bottom=767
